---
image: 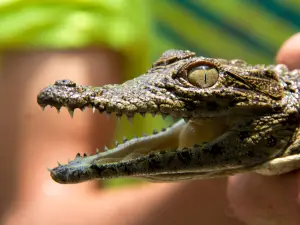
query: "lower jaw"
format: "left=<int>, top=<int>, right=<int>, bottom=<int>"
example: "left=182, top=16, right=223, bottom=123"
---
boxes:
left=86, top=117, right=229, bottom=164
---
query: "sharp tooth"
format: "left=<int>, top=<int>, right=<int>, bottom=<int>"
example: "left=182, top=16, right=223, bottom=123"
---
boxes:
left=80, top=107, right=85, bottom=112
left=104, top=146, right=109, bottom=151
left=151, top=113, right=156, bottom=117
left=161, top=128, right=166, bottom=132
left=161, top=114, right=167, bottom=120
left=153, top=129, right=158, bottom=134
left=55, top=107, right=61, bottom=113
left=184, top=118, right=190, bottom=123
left=148, top=152, right=155, bottom=157
left=75, top=153, right=81, bottom=158
left=57, top=161, right=62, bottom=166
left=106, top=112, right=111, bottom=120
left=127, top=115, right=133, bottom=124
left=92, top=106, right=96, bottom=114
left=140, top=112, right=145, bottom=118
left=123, top=136, right=128, bottom=142
left=41, top=105, right=46, bottom=111
left=47, top=168, right=52, bottom=172
left=115, top=141, right=119, bottom=146
left=116, top=114, right=122, bottom=121
left=96, top=148, right=100, bottom=153
left=68, top=108, right=74, bottom=118
left=83, top=153, right=87, bottom=157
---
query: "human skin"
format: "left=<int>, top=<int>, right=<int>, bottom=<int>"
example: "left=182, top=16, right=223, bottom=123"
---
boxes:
left=2, top=34, right=300, bottom=225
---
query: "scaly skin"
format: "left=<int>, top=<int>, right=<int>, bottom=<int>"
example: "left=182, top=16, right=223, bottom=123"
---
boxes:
left=37, top=50, right=300, bottom=184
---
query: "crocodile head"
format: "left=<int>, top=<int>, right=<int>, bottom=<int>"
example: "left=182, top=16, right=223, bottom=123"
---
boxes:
left=37, top=50, right=294, bottom=184
left=38, top=50, right=284, bottom=120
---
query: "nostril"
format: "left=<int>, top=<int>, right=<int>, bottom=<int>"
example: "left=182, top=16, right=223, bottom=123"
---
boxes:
left=50, top=167, right=69, bottom=184
left=55, top=79, right=76, bottom=87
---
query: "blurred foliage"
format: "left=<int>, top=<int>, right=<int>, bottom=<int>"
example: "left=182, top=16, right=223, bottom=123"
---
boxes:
left=102, top=177, right=145, bottom=189
left=150, top=0, right=300, bottom=65
left=0, top=1, right=148, bottom=51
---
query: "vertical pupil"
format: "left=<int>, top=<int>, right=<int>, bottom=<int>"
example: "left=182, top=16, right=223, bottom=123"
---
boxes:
left=204, top=71, right=207, bottom=84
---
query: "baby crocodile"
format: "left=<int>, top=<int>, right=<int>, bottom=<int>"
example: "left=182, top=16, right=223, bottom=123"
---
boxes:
left=37, top=49, right=300, bottom=184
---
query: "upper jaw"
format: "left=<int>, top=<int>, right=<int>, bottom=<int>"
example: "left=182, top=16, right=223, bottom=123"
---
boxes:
left=37, top=77, right=188, bottom=119
left=36, top=79, right=247, bottom=121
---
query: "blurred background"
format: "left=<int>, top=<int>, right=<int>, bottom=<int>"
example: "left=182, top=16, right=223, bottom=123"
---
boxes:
left=0, top=0, right=299, bottom=224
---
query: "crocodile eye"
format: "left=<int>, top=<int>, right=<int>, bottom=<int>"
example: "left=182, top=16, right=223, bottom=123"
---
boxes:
left=187, top=65, right=219, bottom=88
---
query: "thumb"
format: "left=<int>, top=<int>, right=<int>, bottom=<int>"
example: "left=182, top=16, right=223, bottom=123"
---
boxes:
left=276, top=33, right=300, bottom=69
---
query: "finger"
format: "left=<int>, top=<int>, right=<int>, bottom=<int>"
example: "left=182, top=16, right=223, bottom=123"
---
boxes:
left=227, top=173, right=300, bottom=225
left=276, top=33, right=300, bottom=69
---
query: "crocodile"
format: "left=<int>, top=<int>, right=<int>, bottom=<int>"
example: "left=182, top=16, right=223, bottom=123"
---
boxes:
left=37, top=49, right=300, bottom=184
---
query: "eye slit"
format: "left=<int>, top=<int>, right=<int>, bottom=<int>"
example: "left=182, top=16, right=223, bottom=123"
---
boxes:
left=187, top=65, right=219, bottom=88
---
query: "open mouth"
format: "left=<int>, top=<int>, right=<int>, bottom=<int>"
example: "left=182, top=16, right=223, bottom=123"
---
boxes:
left=37, top=79, right=231, bottom=184
left=37, top=50, right=289, bottom=184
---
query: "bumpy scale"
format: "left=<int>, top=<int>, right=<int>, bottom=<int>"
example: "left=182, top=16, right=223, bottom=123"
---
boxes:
left=37, top=50, right=300, bottom=184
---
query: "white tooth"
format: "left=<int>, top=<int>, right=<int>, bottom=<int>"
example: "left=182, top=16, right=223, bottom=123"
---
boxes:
left=57, top=161, right=62, bottom=166
left=161, top=114, right=167, bottom=120
left=104, top=146, right=109, bottom=151
left=127, top=116, right=133, bottom=125
left=184, top=118, right=190, bottom=123
left=153, top=129, right=158, bottom=134
left=68, top=108, right=74, bottom=118
left=92, top=106, right=96, bottom=114
left=96, top=148, right=100, bottom=153
left=41, top=106, right=46, bottom=111
left=116, top=114, right=122, bottom=121
left=115, top=141, right=119, bottom=146
left=140, top=112, right=145, bottom=118
left=80, top=107, right=85, bottom=112
left=56, top=108, right=61, bottom=113
left=123, top=136, right=128, bottom=142
left=47, top=168, right=52, bottom=172
left=151, top=113, right=156, bottom=117
left=106, top=112, right=111, bottom=120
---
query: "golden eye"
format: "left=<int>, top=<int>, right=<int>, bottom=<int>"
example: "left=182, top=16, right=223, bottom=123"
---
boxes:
left=187, top=65, right=219, bottom=88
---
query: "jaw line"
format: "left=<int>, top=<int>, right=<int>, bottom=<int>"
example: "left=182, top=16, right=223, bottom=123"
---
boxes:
left=63, top=114, right=230, bottom=171
left=70, top=118, right=186, bottom=167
